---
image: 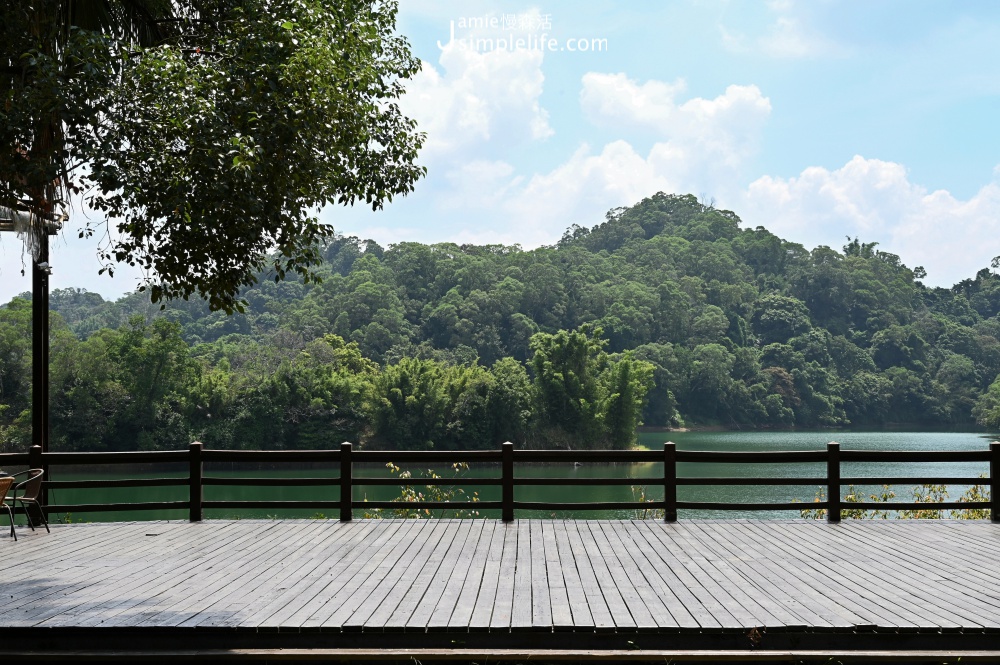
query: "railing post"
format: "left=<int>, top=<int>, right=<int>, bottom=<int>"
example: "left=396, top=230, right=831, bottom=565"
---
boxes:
left=991, top=442, right=999, bottom=523
left=502, top=442, right=514, bottom=523
left=189, top=442, right=203, bottom=522
left=827, top=442, right=841, bottom=523
left=28, top=444, right=46, bottom=522
left=664, top=442, right=677, bottom=523
left=340, top=442, right=353, bottom=522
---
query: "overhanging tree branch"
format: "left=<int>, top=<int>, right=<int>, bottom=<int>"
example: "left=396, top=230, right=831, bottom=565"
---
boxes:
left=1, top=0, right=425, bottom=313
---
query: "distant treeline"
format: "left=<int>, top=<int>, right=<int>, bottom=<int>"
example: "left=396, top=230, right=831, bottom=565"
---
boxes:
left=4, top=192, right=1000, bottom=452
left=0, top=307, right=650, bottom=452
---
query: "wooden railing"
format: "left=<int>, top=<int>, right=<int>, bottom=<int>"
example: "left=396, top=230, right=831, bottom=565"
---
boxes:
left=1, top=442, right=997, bottom=523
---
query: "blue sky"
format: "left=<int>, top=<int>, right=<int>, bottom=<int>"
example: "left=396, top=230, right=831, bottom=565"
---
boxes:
left=4, top=0, right=1000, bottom=303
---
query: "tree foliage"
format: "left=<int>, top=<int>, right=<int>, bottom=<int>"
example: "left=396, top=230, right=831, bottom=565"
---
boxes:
left=1, top=0, right=424, bottom=311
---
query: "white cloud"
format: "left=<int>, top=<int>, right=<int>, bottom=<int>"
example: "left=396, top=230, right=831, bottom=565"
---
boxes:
left=759, top=16, right=844, bottom=58
left=744, top=157, right=921, bottom=235
left=580, top=73, right=771, bottom=188
left=440, top=148, right=1000, bottom=288
left=353, top=72, right=771, bottom=250
left=510, top=141, right=675, bottom=229
left=740, top=156, right=1000, bottom=284
left=401, top=38, right=552, bottom=157
left=434, top=78, right=772, bottom=246
left=334, top=49, right=999, bottom=291
left=579, top=73, right=688, bottom=130
left=718, top=25, right=749, bottom=54
left=721, top=4, right=848, bottom=59
left=401, top=142, right=672, bottom=249
left=442, top=159, right=522, bottom=210
left=374, top=77, right=773, bottom=249
left=581, top=74, right=771, bottom=134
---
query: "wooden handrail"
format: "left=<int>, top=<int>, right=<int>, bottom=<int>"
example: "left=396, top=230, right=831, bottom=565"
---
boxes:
left=841, top=450, right=991, bottom=462
left=2, top=440, right=995, bottom=523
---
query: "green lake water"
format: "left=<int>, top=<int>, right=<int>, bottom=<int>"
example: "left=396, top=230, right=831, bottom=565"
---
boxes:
left=32, top=430, right=997, bottom=522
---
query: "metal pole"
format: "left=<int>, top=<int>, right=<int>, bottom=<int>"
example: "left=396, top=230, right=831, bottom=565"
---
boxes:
left=31, top=233, right=50, bottom=510
left=31, top=232, right=49, bottom=454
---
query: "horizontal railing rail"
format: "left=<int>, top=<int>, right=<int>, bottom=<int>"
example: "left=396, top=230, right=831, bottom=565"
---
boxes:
left=0, top=441, right=996, bottom=523
left=36, top=451, right=191, bottom=464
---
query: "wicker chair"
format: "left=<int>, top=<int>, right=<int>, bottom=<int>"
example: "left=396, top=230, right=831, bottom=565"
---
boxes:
left=0, top=476, right=15, bottom=540
left=11, top=469, right=49, bottom=534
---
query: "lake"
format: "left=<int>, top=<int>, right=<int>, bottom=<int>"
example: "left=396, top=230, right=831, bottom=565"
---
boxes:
left=39, top=430, right=996, bottom=522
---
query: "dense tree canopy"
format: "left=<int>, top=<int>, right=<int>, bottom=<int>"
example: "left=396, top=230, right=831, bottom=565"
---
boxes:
left=4, top=192, right=1000, bottom=452
left=1, top=0, right=424, bottom=310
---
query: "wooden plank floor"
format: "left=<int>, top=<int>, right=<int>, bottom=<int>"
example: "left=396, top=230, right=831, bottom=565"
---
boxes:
left=3, top=519, right=1000, bottom=651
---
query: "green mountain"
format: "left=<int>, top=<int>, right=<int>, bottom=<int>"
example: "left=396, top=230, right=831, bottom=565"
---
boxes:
left=4, top=193, right=1000, bottom=451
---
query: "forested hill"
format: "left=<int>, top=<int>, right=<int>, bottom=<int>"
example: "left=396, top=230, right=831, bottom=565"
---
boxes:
left=5, top=192, right=1000, bottom=452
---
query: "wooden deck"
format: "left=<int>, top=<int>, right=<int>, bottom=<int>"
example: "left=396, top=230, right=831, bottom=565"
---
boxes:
left=3, top=519, right=1000, bottom=656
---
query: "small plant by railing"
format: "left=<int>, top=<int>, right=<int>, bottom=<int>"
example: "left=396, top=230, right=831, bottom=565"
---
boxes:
left=798, top=475, right=992, bottom=520
left=0, top=441, right=996, bottom=522
left=630, top=484, right=664, bottom=520
left=359, top=462, right=481, bottom=519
